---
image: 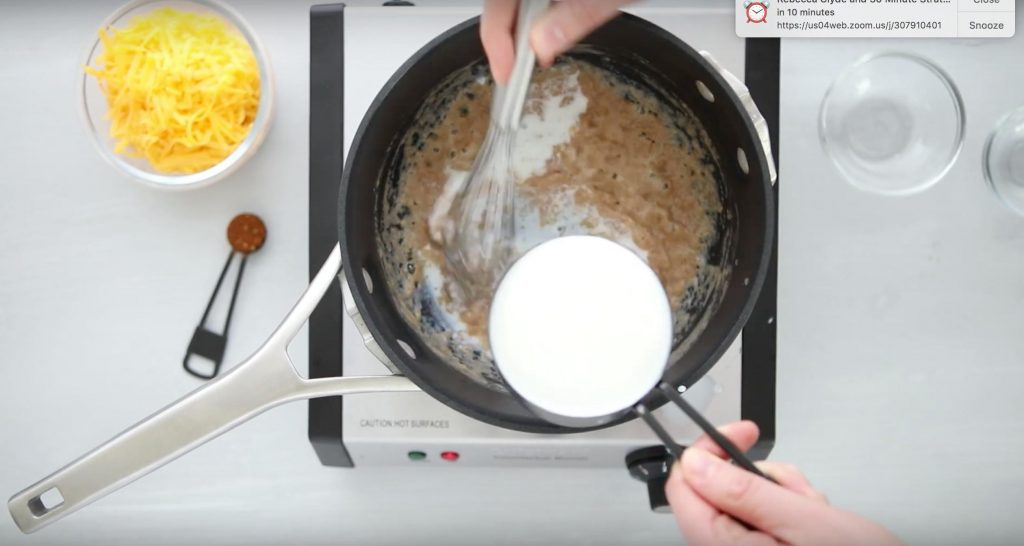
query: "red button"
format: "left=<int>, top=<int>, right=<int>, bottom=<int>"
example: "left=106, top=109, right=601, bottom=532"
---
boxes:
left=440, top=451, right=460, bottom=462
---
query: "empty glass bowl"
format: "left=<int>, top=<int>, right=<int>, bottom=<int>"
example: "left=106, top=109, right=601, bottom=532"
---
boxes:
left=819, top=53, right=965, bottom=196
left=984, top=107, right=1024, bottom=215
left=80, top=0, right=274, bottom=190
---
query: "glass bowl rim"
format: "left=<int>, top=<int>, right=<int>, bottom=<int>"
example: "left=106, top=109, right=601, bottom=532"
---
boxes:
left=79, top=0, right=275, bottom=190
left=983, top=105, right=1024, bottom=215
left=818, top=51, right=966, bottom=197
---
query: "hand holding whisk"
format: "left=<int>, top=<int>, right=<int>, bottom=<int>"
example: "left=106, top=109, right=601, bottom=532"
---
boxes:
left=442, top=0, right=551, bottom=298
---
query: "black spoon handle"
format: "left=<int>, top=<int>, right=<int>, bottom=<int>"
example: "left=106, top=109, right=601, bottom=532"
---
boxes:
left=183, top=251, right=248, bottom=380
left=635, top=384, right=778, bottom=531
left=635, top=404, right=684, bottom=460
left=657, top=382, right=775, bottom=483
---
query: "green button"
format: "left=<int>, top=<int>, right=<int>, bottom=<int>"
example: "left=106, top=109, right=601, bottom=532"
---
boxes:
left=408, top=451, right=427, bottom=461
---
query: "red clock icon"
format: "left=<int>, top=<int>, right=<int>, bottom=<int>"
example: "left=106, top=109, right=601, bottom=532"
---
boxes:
left=746, top=2, right=768, bottom=23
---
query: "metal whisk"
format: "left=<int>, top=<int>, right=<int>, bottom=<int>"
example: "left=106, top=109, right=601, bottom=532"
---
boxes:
left=443, top=0, right=550, bottom=298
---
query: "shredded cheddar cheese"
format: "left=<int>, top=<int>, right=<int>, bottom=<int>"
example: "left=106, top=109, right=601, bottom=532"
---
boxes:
left=87, top=8, right=260, bottom=174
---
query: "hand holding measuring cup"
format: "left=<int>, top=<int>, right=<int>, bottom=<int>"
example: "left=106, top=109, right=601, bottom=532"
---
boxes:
left=488, top=236, right=903, bottom=546
left=668, top=421, right=903, bottom=546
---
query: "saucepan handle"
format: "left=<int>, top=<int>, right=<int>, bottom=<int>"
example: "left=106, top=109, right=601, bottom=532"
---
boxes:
left=699, top=50, right=778, bottom=185
left=8, top=244, right=419, bottom=534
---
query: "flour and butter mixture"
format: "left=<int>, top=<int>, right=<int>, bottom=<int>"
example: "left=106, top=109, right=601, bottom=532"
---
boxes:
left=378, top=56, right=730, bottom=389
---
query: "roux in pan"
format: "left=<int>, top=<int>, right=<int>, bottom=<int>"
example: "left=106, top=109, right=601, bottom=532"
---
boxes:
left=378, top=56, right=728, bottom=390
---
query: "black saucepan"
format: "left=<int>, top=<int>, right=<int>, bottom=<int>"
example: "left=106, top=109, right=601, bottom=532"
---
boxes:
left=339, top=14, right=776, bottom=433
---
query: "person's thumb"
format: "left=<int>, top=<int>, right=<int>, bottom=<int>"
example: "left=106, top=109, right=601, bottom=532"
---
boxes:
left=529, top=0, right=631, bottom=66
left=681, top=448, right=836, bottom=544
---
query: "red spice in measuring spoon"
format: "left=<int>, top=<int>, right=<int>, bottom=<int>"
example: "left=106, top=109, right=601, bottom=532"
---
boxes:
left=227, top=213, right=267, bottom=254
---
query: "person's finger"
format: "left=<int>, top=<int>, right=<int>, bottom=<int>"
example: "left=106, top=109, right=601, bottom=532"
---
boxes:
left=666, top=459, right=780, bottom=546
left=529, top=0, right=634, bottom=67
left=689, top=420, right=760, bottom=460
left=681, top=448, right=836, bottom=545
left=665, top=422, right=768, bottom=546
left=666, top=461, right=724, bottom=546
left=755, top=461, right=829, bottom=505
left=481, top=0, right=518, bottom=84
left=689, top=423, right=823, bottom=504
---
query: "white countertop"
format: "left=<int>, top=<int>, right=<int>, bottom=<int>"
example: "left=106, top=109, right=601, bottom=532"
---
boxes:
left=1, top=1, right=1023, bottom=545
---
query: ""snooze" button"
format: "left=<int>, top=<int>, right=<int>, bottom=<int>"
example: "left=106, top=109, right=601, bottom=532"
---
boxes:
left=958, top=12, right=1015, bottom=37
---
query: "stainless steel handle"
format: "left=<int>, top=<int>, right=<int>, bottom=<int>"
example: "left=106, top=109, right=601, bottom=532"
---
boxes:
left=8, top=244, right=419, bottom=534
left=700, top=50, right=778, bottom=185
left=341, top=270, right=399, bottom=374
left=491, top=0, right=551, bottom=130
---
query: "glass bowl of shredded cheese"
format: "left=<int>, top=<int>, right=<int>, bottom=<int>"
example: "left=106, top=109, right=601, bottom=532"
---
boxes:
left=81, top=0, right=273, bottom=189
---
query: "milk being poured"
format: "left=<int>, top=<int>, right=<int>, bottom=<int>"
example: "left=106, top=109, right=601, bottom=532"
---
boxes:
left=429, top=69, right=587, bottom=240
left=422, top=67, right=649, bottom=345
left=489, top=236, right=672, bottom=418
left=429, top=67, right=644, bottom=269
left=381, top=58, right=727, bottom=389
